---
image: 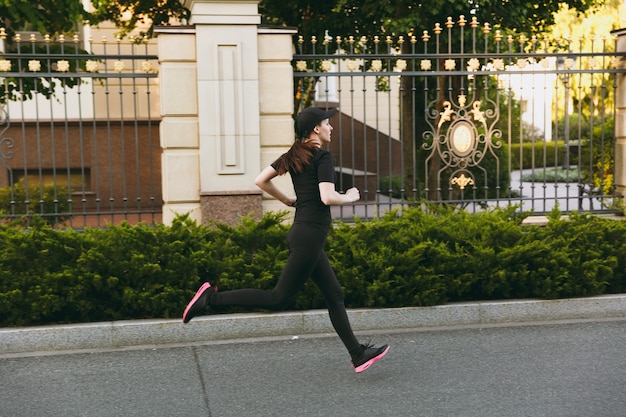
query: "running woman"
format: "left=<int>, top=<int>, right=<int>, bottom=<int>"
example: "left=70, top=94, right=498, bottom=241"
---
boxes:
left=182, top=107, right=389, bottom=373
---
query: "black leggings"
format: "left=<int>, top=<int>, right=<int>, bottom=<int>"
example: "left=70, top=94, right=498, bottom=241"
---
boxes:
left=210, top=222, right=362, bottom=359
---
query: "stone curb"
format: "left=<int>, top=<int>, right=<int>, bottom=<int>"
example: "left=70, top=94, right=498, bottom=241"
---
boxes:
left=1, top=294, right=625, bottom=355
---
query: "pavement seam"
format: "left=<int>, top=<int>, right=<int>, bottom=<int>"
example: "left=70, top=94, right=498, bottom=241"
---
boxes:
left=192, top=346, right=213, bottom=417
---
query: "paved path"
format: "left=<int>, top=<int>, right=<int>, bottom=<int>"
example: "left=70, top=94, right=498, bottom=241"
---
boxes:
left=1, top=317, right=625, bottom=417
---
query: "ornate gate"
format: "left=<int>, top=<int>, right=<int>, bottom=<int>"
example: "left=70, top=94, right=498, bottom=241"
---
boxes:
left=293, top=17, right=626, bottom=219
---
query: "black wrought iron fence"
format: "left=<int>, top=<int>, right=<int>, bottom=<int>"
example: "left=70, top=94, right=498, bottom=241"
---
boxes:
left=293, top=17, right=626, bottom=220
left=0, top=30, right=161, bottom=228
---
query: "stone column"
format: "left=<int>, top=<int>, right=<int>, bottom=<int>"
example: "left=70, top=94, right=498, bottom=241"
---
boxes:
left=184, top=0, right=264, bottom=225
left=157, top=1, right=296, bottom=225
left=614, top=28, right=626, bottom=200
left=155, top=26, right=202, bottom=225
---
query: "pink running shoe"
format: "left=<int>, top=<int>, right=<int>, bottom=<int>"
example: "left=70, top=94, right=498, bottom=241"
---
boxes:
left=182, top=282, right=213, bottom=323
left=352, top=344, right=390, bottom=373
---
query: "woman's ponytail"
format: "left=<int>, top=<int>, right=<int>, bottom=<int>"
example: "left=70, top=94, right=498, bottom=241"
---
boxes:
left=273, top=140, right=315, bottom=175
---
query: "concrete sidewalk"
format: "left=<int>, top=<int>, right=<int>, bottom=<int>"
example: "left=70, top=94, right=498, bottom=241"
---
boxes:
left=2, top=294, right=625, bottom=356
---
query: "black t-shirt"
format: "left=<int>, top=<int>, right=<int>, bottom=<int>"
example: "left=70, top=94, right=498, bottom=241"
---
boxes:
left=272, top=149, right=334, bottom=227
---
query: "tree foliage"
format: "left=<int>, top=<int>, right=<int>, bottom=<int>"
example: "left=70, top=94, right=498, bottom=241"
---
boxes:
left=0, top=0, right=189, bottom=40
left=88, top=0, right=190, bottom=38
left=260, top=0, right=606, bottom=41
left=1, top=1, right=608, bottom=44
left=0, top=0, right=86, bottom=40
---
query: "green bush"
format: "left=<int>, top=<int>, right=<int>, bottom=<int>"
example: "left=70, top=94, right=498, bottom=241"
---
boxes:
left=0, top=179, right=71, bottom=226
left=0, top=208, right=624, bottom=327
left=507, top=141, right=575, bottom=171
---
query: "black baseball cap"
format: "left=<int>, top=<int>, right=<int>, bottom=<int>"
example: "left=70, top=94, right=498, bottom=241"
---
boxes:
left=294, top=107, right=337, bottom=139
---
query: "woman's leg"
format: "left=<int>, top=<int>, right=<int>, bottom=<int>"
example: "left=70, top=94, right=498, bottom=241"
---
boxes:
left=210, top=224, right=323, bottom=310
left=309, top=251, right=363, bottom=360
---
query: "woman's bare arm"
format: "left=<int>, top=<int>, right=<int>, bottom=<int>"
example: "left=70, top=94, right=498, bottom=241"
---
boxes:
left=319, top=182, right=360, bottom=206
left=255, top=166, right=296, bottom=206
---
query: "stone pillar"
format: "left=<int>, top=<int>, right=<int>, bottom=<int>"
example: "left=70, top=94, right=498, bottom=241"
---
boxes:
left=614, top=28, right=626, bottom=200
left=155, top=26, right=202, bottom=225
left=157, top=1, right=296, bottom=225
left=184, top=0, right=263, bottom=225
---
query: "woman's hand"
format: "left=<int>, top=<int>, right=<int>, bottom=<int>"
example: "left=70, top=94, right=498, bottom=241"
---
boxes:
left=343, top=187, right=360, bottom=203
left=255, top=166, right=295, bottom=206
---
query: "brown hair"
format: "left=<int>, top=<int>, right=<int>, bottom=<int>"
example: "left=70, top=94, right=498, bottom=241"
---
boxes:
left=273, top=140, right=316, bottom=175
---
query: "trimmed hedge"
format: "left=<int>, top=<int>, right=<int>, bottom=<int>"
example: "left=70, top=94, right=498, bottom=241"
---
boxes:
left=507, top=141, right=572, bottom=171
left=0, top=208, right=624, bottom=327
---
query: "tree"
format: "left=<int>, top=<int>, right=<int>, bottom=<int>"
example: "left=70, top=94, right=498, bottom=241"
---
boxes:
left=260, top=0, right=605, bottom=41
left=0, top=0, right=86, bottom=40
left=0, top=0, right=189, bottom=41
left=88, top=0, right=190, bottom=38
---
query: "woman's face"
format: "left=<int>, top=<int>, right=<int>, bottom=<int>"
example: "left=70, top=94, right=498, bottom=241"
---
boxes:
left=316, top=118, right=333, bottom=143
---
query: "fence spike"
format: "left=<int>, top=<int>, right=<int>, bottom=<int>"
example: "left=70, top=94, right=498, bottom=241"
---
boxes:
left=471, top=16, right=479, bottom=28
left=483, top=22, right=491, bottom=35
left=458, top=15, right=467, bottom=26
left=422, top=30, right=430, bottom=42
left=434, top=23, right=442, bottom=35
left=445, top=17, right=454, bottom=29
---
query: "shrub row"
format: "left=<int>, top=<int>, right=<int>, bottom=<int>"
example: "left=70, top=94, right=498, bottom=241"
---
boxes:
left=1, top=207, right=624, bottom=327
left=507, top=141, right=573, bottom=171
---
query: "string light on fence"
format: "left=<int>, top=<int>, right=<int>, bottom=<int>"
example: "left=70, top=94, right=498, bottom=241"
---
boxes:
left=320, top=60, right=332, bottom=72
left=86, top=60, right=99, bottom=72
left=295, top=60, right=308, bottom=71
left=345, top=60, right=358, bottom=72
left=444, top=59, right=456, bottom=70
left=113, top=60, right=126, bottom=72
left=492, top=58, right=505, bottom=71
left=467, top=58, right=480, bottom=71
left=28, top=59, right=41, bottom=72
left=141, top=60, right=154, bottom=73
left=56, top=60, right=70, bottom=72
